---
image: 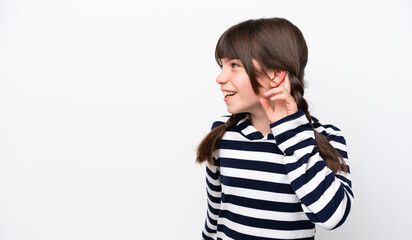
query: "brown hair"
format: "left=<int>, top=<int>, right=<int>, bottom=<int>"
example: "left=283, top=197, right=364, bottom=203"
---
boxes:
left=196, top=18, right=348, bottom=173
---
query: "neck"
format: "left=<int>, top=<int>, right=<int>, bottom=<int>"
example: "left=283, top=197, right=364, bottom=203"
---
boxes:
left=249, top=110, right=272, bottom=136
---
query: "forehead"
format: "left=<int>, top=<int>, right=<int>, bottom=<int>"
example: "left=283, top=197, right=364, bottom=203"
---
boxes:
left=219, top=58, right=261, bottom=69
left=220, top=57, right=241, bottom=63
left=217, top=57, right=241, bottom=67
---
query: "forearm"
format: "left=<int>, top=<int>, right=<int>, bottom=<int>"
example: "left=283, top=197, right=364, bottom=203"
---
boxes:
left=270, top=110, right=353, bottom=229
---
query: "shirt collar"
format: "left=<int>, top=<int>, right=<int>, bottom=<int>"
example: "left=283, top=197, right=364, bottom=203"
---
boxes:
left=234, top=114, right=274, bottom=140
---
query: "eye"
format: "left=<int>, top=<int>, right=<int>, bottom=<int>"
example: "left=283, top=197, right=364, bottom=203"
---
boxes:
left=231, top=63, right=240, bottom=68
left=231, top=60, right=242, bottom=68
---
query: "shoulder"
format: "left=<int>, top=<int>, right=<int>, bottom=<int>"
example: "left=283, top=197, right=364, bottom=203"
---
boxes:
left=311, top=116, right=346, bottom=143
left=211, top=115, right=230, bottom=130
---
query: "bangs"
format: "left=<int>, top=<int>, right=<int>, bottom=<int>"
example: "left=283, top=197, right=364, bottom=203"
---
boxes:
left=214, top=21, right=255, bottom=67
left=215, top=29, right=241, bottom=66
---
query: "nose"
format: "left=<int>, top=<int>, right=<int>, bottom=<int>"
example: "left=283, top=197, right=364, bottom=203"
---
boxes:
left=216, top=70, right=228, bottom=84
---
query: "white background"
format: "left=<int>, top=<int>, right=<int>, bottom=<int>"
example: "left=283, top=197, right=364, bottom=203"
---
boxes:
left=1, top=0, right=411, bottom=239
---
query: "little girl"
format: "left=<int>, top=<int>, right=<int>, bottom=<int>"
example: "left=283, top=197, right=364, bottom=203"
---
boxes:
left=197, top=18, right=353, bottom=240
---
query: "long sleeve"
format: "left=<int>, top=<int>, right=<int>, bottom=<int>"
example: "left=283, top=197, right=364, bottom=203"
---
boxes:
left=270, top=110, right=354, bottom=230
left=202, top=159, right=222, bottom=240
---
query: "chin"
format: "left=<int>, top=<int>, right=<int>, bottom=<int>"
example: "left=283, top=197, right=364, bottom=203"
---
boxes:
left=226, top=108, right=235, bottom=114
left=226, top=106, right=242, bottom=115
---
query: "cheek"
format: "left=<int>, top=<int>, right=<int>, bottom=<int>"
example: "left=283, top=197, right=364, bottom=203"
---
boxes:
left=240, top=78, right=256, bottom=93
left=255, top=83, right=272, bottom=98
left=259, top=78, right=272, bottom=91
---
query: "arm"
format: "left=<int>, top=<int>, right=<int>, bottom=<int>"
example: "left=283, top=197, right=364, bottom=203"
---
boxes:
left=202, top=160, right=221, bottom=240
left=270, top=110, right=353, bottom=230
left=201, top=118, right=228, bottom=239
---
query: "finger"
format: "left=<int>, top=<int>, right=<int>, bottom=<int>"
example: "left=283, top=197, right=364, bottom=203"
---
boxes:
left=284, top=73, right=291, bottom=93
left=263, top=86, right=287, bottom=97
left=270, top=94, right=297, bottom=109
left=270, top=93, right=288, bottom=101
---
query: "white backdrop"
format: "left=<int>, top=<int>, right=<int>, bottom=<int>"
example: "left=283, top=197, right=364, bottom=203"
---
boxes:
left=1, top=0, right=411, bottom=239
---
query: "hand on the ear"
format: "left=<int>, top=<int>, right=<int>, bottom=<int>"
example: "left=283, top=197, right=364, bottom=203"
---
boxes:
left=259, top=72, right=298, bottom=123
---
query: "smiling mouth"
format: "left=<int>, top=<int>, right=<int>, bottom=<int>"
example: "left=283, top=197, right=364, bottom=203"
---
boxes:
left=223, top=91, right=237, bottom=97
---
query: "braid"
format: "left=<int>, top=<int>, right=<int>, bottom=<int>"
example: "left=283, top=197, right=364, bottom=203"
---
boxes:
left=289, top=74, right=348, bottom=173
left=289, top=74, right=311, bottom=124
left=196, top=113, right=246, bottom=165
left=226, top=113, right=247, bottom=128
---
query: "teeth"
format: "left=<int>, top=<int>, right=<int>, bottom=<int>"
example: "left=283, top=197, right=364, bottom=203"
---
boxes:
left=223, top=91, right=236, bottom=97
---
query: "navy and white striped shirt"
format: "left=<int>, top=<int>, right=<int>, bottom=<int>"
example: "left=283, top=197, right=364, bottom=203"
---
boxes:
left=202, top=110, right=353, bottom=240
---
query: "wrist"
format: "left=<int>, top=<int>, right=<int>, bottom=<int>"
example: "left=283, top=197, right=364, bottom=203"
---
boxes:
left=270, top=109, right=305, bottom=127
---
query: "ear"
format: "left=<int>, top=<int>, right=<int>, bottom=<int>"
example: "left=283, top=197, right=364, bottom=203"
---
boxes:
left=269, top=70, right=287, bottom=87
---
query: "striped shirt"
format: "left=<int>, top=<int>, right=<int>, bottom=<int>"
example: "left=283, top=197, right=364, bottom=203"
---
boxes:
left=202, top=110, right=353, bottom=240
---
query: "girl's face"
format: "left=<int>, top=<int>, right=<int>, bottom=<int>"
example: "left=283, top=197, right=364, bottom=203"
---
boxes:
left=216, top=58, right=271, bottom=114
